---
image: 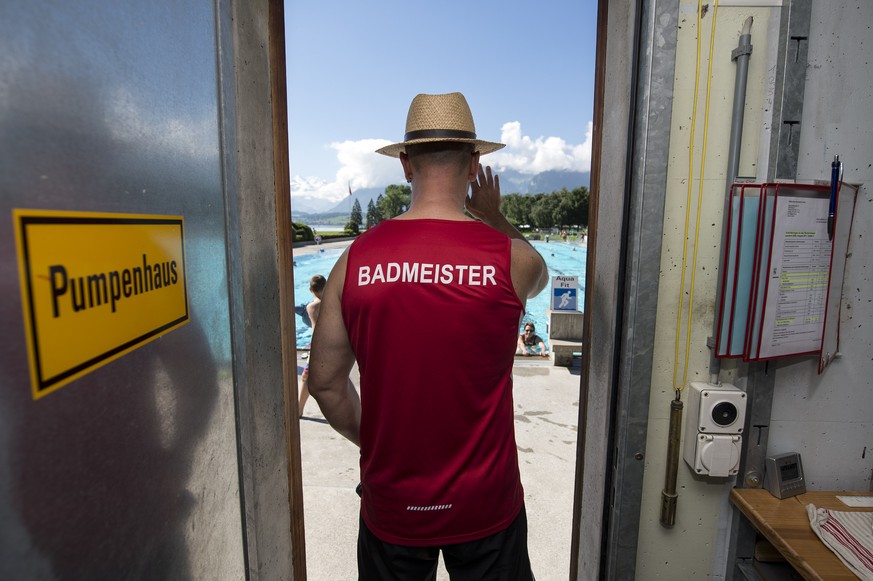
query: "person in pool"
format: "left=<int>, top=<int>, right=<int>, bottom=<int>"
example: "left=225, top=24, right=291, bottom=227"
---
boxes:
left=517, top=322, right=549, bottom=357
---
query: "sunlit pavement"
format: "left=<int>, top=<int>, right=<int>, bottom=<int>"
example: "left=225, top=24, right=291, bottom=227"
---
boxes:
left=297, top=354, right=581, bottom=580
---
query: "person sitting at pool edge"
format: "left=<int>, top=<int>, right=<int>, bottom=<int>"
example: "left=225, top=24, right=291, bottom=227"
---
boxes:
left=517, top=322, right=549, bottom=357
left=298, top=274, right=326, bottom=417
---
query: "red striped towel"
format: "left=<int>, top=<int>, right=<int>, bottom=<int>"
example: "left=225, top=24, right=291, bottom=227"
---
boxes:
left=807, top=504, right=873, bottom=580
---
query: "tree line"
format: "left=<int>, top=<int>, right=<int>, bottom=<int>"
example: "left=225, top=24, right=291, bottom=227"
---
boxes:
left=346, top=184, right=589, bottom=233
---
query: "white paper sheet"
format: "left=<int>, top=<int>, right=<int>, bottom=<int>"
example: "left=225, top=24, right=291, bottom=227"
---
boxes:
left=758, top=195, right=831, bottom=359
left=837, top=496, right=873, bottom=508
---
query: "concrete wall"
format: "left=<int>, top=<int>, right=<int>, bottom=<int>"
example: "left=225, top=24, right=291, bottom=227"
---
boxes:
left=769, top=0, right=873, bottom=492
left=636, top=4, right=776, bottom=578
left=632, top=1, right=872, bottom=579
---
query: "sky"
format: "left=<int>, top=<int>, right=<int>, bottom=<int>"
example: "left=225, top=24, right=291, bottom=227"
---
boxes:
left=284, top=0, right=598, bottom=208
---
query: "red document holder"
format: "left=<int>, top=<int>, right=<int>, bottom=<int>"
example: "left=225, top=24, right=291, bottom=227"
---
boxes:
left=713, top=182, right=859, bottom=373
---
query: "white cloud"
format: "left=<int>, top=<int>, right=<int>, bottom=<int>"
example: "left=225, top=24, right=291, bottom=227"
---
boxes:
left=290, top=138, right=399, bottom=203
left=488, top=121, right=592, bottom=174
left=334, top=139, right=400, bottom=191
left=290, top=121, right=593, bottom=202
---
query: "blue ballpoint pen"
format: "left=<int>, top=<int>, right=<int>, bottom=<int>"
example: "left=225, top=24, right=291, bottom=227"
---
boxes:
left=827, top=155, right=840, bottom=241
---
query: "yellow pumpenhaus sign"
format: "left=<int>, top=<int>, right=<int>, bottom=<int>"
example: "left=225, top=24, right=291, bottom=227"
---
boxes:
left=13, top=210, right=189, bottom=399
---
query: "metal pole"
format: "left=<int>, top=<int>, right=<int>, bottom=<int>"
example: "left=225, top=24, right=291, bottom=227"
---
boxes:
left=659, top=394, right=684, bottom=527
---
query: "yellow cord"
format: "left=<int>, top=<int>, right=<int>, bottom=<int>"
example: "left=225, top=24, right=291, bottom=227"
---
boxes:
left=673, top=0, right=719, bottom=393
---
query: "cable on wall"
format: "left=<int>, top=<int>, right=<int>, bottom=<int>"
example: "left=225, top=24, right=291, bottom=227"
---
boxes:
left=661, top=0, right=720, bottom=529
left=672, top=0, right=720, bottom=395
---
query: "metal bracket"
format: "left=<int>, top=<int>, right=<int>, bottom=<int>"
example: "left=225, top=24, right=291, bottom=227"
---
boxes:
left=731, top=44, right=753, bottom=61
left=768, top=0, right=812, bottom=181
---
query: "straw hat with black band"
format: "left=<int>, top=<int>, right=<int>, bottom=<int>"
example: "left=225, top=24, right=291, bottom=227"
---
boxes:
left=375, top=92, right=505, bottom=158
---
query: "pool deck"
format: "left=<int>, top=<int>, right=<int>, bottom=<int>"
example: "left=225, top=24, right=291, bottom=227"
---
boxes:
left=293, top=238, right=354, bottom=258
left=293, top=240, right=581, bottom=580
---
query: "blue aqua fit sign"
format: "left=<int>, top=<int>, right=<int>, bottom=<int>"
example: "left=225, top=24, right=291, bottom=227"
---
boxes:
left=551, top=275, right=578, bottom=311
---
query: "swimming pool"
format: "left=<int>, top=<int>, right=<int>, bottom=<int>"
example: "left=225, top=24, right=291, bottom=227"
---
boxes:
left=292, top=240, right=586, bottom=349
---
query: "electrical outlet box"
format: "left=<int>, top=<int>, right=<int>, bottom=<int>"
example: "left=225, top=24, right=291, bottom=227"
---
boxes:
left=685, top=433, right=742, bottom=477
left=683, top=382, right=747, bottom=477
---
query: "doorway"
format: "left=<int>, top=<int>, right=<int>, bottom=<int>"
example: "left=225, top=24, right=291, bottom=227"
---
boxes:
left=278, top=1, right=601, bottom=579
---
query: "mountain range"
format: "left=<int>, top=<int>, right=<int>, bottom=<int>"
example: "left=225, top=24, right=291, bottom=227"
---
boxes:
left=290, top=169, right=589, bottom=216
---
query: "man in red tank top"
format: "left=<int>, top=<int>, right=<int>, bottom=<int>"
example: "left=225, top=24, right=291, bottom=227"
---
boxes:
left=309, top=92, right=548, bottom=580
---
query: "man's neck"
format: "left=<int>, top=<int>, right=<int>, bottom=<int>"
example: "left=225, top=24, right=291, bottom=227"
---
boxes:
left=399, top=179, right=471, bottom=221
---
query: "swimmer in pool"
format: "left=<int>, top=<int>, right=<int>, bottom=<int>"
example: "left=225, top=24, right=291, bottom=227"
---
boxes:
left=517, top=322, right=549, bottom=357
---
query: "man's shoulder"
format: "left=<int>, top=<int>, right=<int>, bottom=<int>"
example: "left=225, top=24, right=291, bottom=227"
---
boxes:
left=510, top=238, right=541, bottom=260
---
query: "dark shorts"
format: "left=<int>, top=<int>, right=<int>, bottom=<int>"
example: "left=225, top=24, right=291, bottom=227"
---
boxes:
left=357, top=505, right=535, bottom=581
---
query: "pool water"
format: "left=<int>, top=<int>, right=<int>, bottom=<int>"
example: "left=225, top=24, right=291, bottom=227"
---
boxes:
left=292, top=241, right=586, bottom=349
left=523, top=241, right=587, bottom=349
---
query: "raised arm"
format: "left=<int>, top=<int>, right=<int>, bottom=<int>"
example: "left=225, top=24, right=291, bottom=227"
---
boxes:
left=467, top=164, right=548, bottom=302
left=307, top=249, right=361, bottom=446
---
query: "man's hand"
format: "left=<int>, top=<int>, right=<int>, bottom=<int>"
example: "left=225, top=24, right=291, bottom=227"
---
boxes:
left=466, top=164, right=502, bottom=223
left=468, top=163, right=549, bottom=303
